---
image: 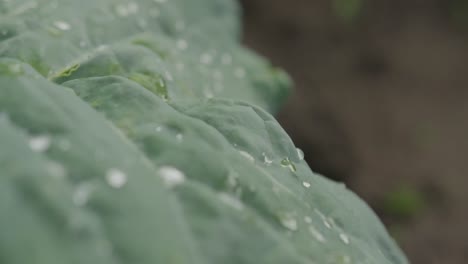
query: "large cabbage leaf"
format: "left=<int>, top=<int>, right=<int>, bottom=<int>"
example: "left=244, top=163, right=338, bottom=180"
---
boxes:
left=0, top=0, right=408, bottom=263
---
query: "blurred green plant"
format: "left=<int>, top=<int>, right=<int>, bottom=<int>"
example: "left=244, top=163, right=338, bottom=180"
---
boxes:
left=383, top=185, right=426, bottom=219
left=450, top=0, right=468, bottom=27
left=332, top=0, right=364, bottom=22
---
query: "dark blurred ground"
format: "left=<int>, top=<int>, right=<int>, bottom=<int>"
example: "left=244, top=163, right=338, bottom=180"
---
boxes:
left=240, top=0, right=468, bottom=263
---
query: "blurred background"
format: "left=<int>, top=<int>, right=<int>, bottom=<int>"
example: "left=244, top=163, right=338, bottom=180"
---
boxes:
left=239, top=0, right=468, bottom=263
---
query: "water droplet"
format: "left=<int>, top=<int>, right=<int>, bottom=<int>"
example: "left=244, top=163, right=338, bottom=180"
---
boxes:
left=280, top=158, right=297, bottom=172
left=155, top=126, right=163, bottom=132
left=200, top=53, right=213, bottom=64
left=304, top=216, right=312, bottom=224
left=296, top=147, right=304, bottom=160
left=280, top=214, right=298, bottom=231
left=234, top=67, right=246, bottom=78
left=302, top=181, right=311, bottom=188
left=238, top=150, right=255, bottom=163
left=339, top=233, right=350, bottom=244
left=309, top=226, right=326, bottom=242
left=105, top=168, right=128, bottom=189
left=53, top=20, right=71, bottom=31
left=262, top=152, right=273, bottom=165
left=176, top=133, right=183, bottom=142
left=73, top=183, right=93, bottom=206
left=218, top=192, right=244, bottom=210
left=29, top=135, right=51, bottom=152
left=314, top=209, right=333, bottom=229
left=158, top=166, right=185, bottom=188
left=96, top=45, right=109, bottom=52
left=176, top=39, right=188, bottom=50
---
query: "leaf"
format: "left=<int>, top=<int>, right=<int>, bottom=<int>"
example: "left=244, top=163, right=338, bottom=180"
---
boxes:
left=0, top=0, right=407, bottom=263
left=332, top=0, right=364, bottom=22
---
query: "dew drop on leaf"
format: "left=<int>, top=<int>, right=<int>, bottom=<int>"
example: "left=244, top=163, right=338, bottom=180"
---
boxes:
left=309, top=225, right=326, bottom=242
left=280, top=214, right=298, bottom=231
left=53, top=20, right=71, bottom=31
left=218, top=192, right=244, bottom=211
left=340, top=233, right=350, bottom=244
left=262, top=152, right=273, bottom=165
left=280, top=157, right=296, bottom=172
left=29, top=135, right=51, bottom=152
left=158, top=166, right=186, bottom=188
left=105, top=168, right=128, bottom=189
left=296, top=147, right=304, bottom=160
left=239, top=150, right=255, bottom=163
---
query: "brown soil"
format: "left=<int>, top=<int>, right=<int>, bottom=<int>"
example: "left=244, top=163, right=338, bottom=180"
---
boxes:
left=240, top=0, right=468, bottom=263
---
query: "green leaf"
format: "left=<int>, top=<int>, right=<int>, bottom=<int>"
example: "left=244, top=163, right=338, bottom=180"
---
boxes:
left=0, top=0, right=407, bottom=263
left=450, top=0, right=468, bottom=27
left=332, top=0, right=364, bottom=22
left=383, top=185, right=426, bottom=219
